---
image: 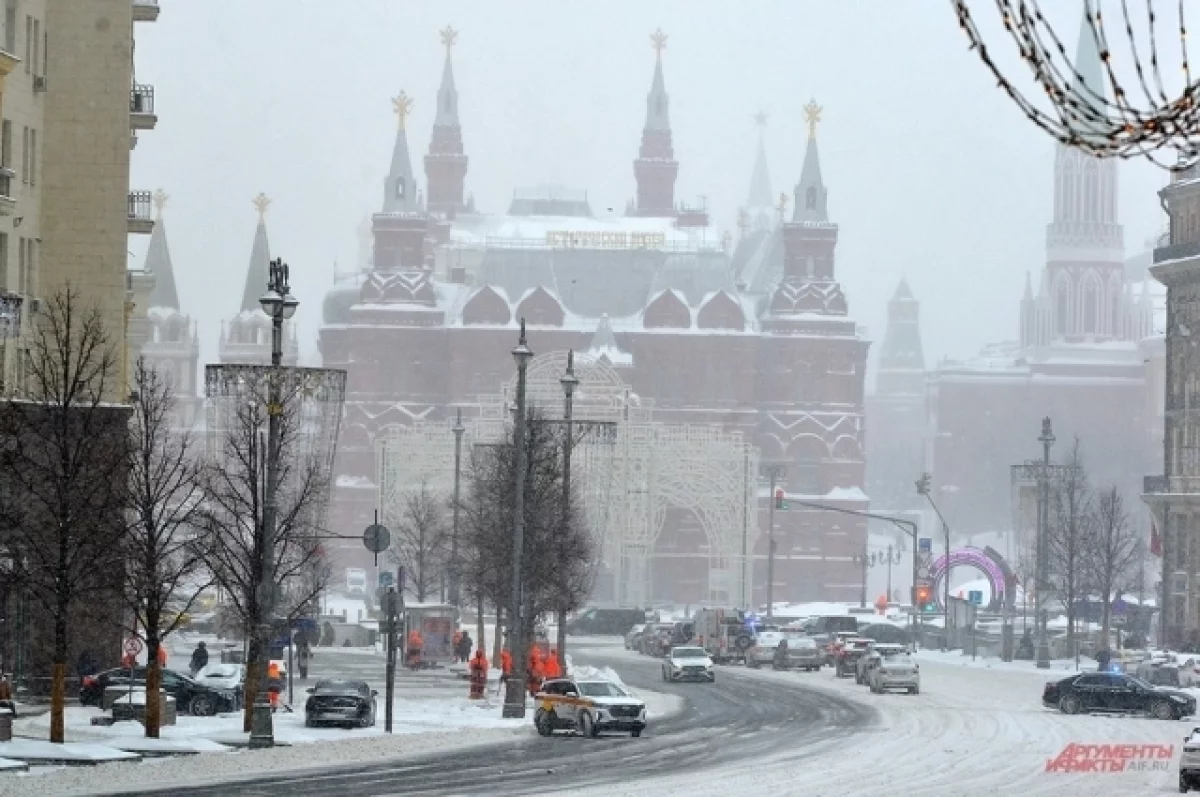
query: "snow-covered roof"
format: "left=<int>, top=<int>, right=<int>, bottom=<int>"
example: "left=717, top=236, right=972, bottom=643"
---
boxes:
left=447, top=213, right=723, bottom=253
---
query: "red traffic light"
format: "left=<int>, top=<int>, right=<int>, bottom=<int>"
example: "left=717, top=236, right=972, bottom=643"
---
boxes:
left=914, top=585, right=932, bottom=605
left=774, top=488, right=784, bottom=509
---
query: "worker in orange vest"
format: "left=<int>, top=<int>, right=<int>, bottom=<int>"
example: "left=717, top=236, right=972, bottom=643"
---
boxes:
left=543, top=649, right=562, bottom=679
left=500, top=649, right=513, bottom=677
left=266, top=661, right=282, bottom=710
left=120, top=652, right=136, bottom=669
left=527, top=646, right=544, bottom=697
left=406, top=629, right=423, bottom=670
left=468, top=649, right=488, bottom=699
left=156, top=645, right=167, bottom=667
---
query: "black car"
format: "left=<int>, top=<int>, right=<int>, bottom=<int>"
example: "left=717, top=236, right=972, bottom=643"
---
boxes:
left=566, top=608, right=648, bottom=636
left=305, top=679, right=377, bottom=728
left=1042, top=672, right=1197, bottom=720
left=80, top=666, right=239, bottom=716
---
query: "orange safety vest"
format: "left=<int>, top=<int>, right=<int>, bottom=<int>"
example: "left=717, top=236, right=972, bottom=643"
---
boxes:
left=408, top=631, right=423, bottom=648
left=544, top=652, right=562, bottom=679
left=470, top=652, right=488, bottom=675
left=500, top=650, right=513, bottom=675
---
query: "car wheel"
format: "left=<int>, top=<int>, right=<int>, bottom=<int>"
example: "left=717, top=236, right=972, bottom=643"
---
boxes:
left=910, top=686, right=919, bottom=695
left=579, top=710, right=599, bottom=738
left=305, top=718, right=316, bottom=728
left=1152, top=700, right=1176, bottom=721
left=189, top=695, right=215, bottom=716
left=535, top=708, right=554, bottom=737
left=1059, top=695, right=1081, bottom=715
left=631, top=728, right=642, bottom=738
left=1180, top=774, right=1189, bottom=793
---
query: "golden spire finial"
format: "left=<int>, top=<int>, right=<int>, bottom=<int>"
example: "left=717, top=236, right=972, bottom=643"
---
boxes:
left=253, top=192, right=271, bottom=221
left=440, top=25, right=458, bottom=54
left=650, top=28, right=668, bottom=56
left=392, top=91, right=414, bottom=131
left=753, top=110, right=768, bottom=129
left=803, top=99, right=823, bottom=140
left=152, top=189, right=169, bottom=219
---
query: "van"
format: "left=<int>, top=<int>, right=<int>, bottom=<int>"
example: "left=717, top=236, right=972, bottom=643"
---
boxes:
left=802, top=615, right=859, bottom=645
left=565, top=607, right=647, bottom=636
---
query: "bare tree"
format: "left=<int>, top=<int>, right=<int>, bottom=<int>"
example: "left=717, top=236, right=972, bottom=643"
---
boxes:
left=389, top=481, right=447, bottom=603
left=0, top=289, right=129, bottom=743
left=1045, top=440, right=1092, bottom=657
left=124, top=357, right=208, bottom=737
left=197, top=377, right=328, bottom=730
left=1085, top=486, right=1140, bottom=650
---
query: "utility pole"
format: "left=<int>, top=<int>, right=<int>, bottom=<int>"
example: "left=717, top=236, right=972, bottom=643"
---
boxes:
left=384, top=586, right=398, bottom=732
left=502, top=320, right=533, bottom=719
left=741, top=446, right=749, bottom=609
left=449, top=409, right=465, bottom=617
left=886, top=544, right=894, bottom=601
left=1036, top=418, right=1055, bottom=669
left=762, top=464, right=786, bottom=619
left=557, top=350, right=579, bottom=673
left=917, top=472, right=952, bottom=652
left=859, top=542, right=868, bottom=608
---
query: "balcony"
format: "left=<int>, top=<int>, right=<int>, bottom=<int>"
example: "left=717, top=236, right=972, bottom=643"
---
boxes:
left=1153, top=239, right=1200, bottom=265
left=0, top=168, right=15, bottom=217
left=132, top=0, right=160, bottom=22
left=130, top=84, right=156, bottom=131
left=127, top=191, right=153, bottom=235
left=1144, top=473, right=1200, bottom=496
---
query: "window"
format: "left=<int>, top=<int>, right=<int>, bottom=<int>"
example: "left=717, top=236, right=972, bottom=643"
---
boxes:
left=26, top=237, right=33, bottom=295
left=16, top=236, right=23, bottom=293
left=22, top=14, right=28, bottom=72
left=29, top=17, right=35, bottom=76
left=28, top=127, right=33, bottom=184
left=19, top=125, right=25, bottom=183
left=1082, top=281, right=1098, bottom=334
left=395, top=177, right=405, bottom=199
left=1055, top=285, right=1069, bottom=335
left=0, top=233, right=8, bottom=292
left=2, top=120, right=11, bottom=168
left=3, top=2, right=14, bottom=55
left=806, top=185, right=817, bottom=210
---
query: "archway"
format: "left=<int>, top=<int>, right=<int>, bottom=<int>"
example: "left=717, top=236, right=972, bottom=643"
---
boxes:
left=926, top=546, right=1017, bottom=612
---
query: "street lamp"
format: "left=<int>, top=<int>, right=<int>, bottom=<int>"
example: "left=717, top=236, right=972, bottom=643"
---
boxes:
left=249, top=257, right=297, bottom=749
left=1036, top=418, right=1055, bottom=670
left=852, top=545, right=903, bottom=608
left=556, top=350, right=579, bottom=673
left=916, top=472, right=951, bottom=652
left=448, top=409, right=465, bottom=614
left=761, top=464, right=786, bottom=619
left=502, top=319, right=533, bottom=720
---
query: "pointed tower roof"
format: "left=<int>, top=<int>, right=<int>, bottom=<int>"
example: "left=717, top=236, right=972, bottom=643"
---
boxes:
left=877, top=278, right=925, bottom=393
left=792, top=99, right=828, bottom=223
left=893, top=276, right=914, bottom=302
left=384, top=91, right=420, bottom=213
left=644, top=28, right=670, bottom=131
left=240, top=193, right=272, bottom=313
left=145, top=189, right=179, bottom=310
left=746, top=112, right=773, bottom=209
left=435, top=26, right=461, bottom=128
left=1074, top=11, right=1106, bottom=102
left=586, top=313, right=632, bottom=366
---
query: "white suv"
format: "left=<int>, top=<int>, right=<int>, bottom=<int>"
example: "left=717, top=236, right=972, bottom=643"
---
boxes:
left=662, top=646, right=716, bottom=683
left=869, top=650, right=920, bottom=694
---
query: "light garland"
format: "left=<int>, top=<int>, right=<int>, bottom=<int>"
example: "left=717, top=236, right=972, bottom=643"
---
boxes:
left=950, top=0, right=1200, bottom=168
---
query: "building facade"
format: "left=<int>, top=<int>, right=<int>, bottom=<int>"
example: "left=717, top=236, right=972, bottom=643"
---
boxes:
left=311, top=31, right=871, bottom=607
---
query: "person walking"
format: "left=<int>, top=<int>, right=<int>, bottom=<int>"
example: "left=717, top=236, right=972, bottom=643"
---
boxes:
left=452, top=630, right=463, bottom=663
left=498, top=648, right=513, bottom=698
left=543, top=649, right=562, bottom=680
left=297, top=641, right=311, bottom=680
left=406, top=629, right=423, bottom=670
left=527, top=646, right=544, bottom=697
left=189, top=641, right=208, bottom=677
left=468, top=649, right=488, bottom=700
left=266, top=661, right=282, bottom=711
left=457, top=632, right=473, bottom=664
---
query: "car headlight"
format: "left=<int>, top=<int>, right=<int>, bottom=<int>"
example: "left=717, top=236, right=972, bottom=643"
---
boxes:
left=1173, top=695, right=1189, bottom=703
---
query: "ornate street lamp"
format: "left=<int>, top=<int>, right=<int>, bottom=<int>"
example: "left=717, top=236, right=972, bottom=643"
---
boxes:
left=502, top=319, right=533, bottom=719
left=1036, top=418, right=1055, bottom=670
left=448, top=409, right=465, bottom=614
left=555, top=350, right=579, bottom=672
left=249, top=257, right=297, bottom=749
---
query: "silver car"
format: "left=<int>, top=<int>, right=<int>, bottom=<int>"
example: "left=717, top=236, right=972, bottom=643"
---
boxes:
left=869, top=650, right=920, bottom=694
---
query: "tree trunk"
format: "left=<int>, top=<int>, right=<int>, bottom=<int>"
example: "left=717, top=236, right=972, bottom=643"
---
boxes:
left=556, top=608, right=567, bottom=674
left=492, top=607, right=503, bottom=666
left=1100, top=591, right=1112, bottom=651
left=145, top=643, right=161, bottom=739
left=475, top=593, right=485, bottom=661
left=242, top=631, right=260, bottom=733
left=50, top=603, right=67, bottom=743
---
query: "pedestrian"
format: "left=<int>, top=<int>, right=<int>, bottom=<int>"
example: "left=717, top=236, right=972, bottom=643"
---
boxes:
left=406, top=629, right=423, bottom=670
left=527, top=646, right=544, bottom=697
left=543, top=649, right=562, bottom=679
left=468, top=649, right=488, bottom=700
left=77, top=650, right=98, bottom=678
left=266, top=661, right=282, bottom=711
left=452, top=630, right=463, bottom=663
left=297, top=641, right=311, bottom=680
left=189, top=641, right=208, bottom=677
left=156, top=644, right=168, bottom=668
left=121, top=651, right=136, bottom=670
left=457, top=632, right=473, bottom=663
left=500, top=648, right=513, bottom=678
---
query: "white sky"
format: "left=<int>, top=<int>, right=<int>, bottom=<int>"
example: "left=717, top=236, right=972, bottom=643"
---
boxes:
left=127, top=0, right=1171, bottom=374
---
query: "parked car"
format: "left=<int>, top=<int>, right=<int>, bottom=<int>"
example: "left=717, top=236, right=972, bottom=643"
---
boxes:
left=868, top=648, right=920, bottom=694
left=661, top=646, right=716, bottom=683
left=1043, top=672, right=1196, bottom=720
left=80, top=666, right=239, bottom=716
left=535, top=678, right=647, bottom=738
left=193, top=663, right=246, bottom=692
left=624, top=624, right=647, bottom=650
left=745, top=631, right=820, bottom=671
left=566, top=607, right=647, bottom=636
left=639, top=624, right=674, bottom=657
left=304, top=679, right=377, bottom=728
left=1181, top=726, right=1200, bottom=793
left=833, top=638, right=873, bottom=678
left=856, top=643, right=908, bottom=685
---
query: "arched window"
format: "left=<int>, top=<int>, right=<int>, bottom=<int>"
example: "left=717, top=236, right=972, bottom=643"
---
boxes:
left=1082, top=280, right=1098, bottom=334
left=395, top=177, right=406, bottom=199
left=1110, top=292, right=1121, bottom=336
left=806, top=186, right=817, bottom=210
left=1056, top=285, right=1069, bottom=335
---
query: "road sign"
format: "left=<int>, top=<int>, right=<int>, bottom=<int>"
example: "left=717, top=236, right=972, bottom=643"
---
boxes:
left=919, top=538, right=932, bottom=553
left=123, top=637, right=143, bottom=657
left=968, top=590, right=983, bottom=606
left=1112, top=598, right=1128, bottom=617
left=379, top=571, right=395, bottom=588
left=363, top=524, right=391, bottom=554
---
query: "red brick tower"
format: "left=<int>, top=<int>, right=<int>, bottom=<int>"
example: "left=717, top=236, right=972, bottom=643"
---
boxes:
left=424, top=26, right=469, bottom=217
left=631, top=28, right=678, bottom=217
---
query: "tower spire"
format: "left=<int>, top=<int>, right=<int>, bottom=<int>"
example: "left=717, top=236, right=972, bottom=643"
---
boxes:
left=877, top=278, right=925, bottom=395
left=793, top=99, right=828, bottom=223
left=632, top=28, right=678, bottom=217
left=145, top=189, right=178, bottom=309
left=240, top=194, right=273, bottom=313
left=384, top=91, right=420, bottom=213
left=746, top=111, right=773, bottom=213
left=425, top=25, right=469, bottom=215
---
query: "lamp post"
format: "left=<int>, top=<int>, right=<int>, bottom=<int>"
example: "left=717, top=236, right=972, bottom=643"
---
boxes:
left=448, top=409, right=465, bottom=616
left=853, top=545, right=903, bottom=608
left=762, top=464, right=786, bottom=620
left=249, top=257, right=297, bottom=749
left=502, top=319, right=533, bottom=719
left=557, top=350, right=579, bottom=672
left=917, top=473, right=952, bottom=652
left=1036, top=418, right=1055, bottom=670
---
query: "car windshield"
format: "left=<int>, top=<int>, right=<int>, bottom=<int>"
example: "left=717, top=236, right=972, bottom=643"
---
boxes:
left=672, top=647, right=707, bottom=658
left=578, top=681, right=629, bottom=698
left=314, top=680, right=367, bottom=694
left=1125, top=676, right=1153, bottom=690
left=790, top=638, right=817, bottom=648
left=200, top=665, right=240, bottom=678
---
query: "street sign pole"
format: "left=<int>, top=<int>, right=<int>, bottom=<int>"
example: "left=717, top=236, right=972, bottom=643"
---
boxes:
left=385, top=586, right=397, bottom=733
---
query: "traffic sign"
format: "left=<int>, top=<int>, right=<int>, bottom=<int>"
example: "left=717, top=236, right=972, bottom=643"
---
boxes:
left=379, top=571, right=395, bottom=588
left=1112, top=598, right=1128, bottom=617
left=968, top=590, right=983, bottom=606
left=123, top=637, right=144, bottom=657
left=363, top=524, right=391, bottom=554
left=918, top=538, right=932, bottom=553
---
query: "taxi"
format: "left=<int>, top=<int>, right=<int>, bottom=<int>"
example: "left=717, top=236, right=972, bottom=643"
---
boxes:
left=533, top=678, right=647, bottom=738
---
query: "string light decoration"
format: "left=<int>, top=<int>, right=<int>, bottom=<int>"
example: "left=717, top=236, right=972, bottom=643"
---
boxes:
left=950, top=0, right=1200, bottom=167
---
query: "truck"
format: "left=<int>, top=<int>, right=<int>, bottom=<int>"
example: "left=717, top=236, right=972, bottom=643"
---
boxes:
left=692, top=608, right=753, bottom=664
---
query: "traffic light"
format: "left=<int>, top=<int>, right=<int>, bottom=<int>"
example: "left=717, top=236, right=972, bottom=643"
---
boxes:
left=915, top=473, right=931, bottom=496
left=914, top=584, right=934, bottom=611
left=774, top=488, right=785, bottom=510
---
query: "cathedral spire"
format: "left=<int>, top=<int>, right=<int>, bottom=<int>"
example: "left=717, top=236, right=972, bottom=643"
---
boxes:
left=877, top=277, right=925, bottom=395
left=632, top=28, right=678, bottom=217
left=425, top=25, right=469, bottom=216
left=792, top=99, right=828, bottom=223
left=746, top=112, right=773, bottom=211
left=145, top=189, right=179, bottom=310
left=240, top=193, right=273, bottom=313
left=1074, top=10, right=1106, bottom=102
left=384, top=91, right=420, bottom=213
